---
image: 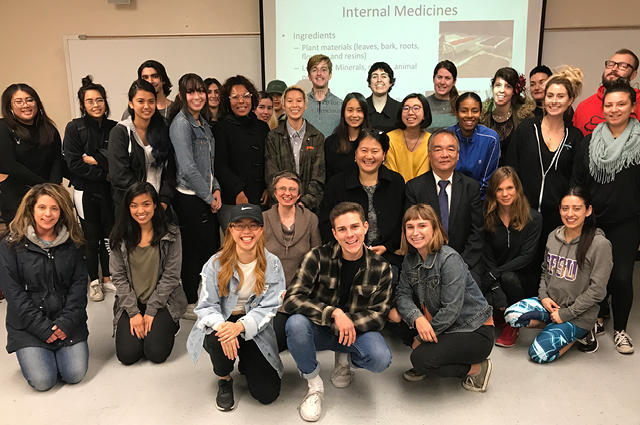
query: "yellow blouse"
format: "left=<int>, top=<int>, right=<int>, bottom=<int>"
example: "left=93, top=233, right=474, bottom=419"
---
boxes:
left=385, top=129, right=431, bottom=182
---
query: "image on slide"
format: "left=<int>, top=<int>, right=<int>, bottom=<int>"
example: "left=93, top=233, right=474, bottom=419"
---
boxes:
left=439, top=20, right=514, bottom=78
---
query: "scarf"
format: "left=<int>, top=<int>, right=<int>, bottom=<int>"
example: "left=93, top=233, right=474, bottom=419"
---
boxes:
left=589, top=118, right=640, bottom=184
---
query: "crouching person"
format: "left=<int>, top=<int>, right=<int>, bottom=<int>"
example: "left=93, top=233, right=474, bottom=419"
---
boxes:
left=187, top=204, right=286, bottom=411
left=283, top=202, right=393, bottom=422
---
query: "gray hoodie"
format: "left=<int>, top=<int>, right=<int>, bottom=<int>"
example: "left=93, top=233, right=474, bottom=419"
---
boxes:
left=539, top=227, right=613, bottom=330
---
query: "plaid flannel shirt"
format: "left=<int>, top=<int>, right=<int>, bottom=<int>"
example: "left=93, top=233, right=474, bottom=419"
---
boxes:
left=283, top=241, right=392, bottom=334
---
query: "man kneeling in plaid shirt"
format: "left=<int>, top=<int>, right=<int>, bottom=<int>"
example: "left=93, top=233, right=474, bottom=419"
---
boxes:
left=283, top=201, right=393, bottom=422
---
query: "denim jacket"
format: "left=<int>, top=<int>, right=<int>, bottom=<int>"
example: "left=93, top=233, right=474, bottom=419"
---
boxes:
left=170, top=111, right=220, bottom=205
left=186, top=249, right=286, bottom=377
left=396, top=245, right=491, bottom=337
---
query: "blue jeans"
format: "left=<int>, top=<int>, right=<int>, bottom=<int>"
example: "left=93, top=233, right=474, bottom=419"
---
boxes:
left=285, top=314, right=392, bottom=378
left=505, top=298, right=588, bottom=364
left=15, top=341, right=89, bottom=391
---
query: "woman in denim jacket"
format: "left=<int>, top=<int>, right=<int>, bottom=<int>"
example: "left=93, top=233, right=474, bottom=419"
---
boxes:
left=169, top=74, right=222, bottom=318
left=395, top=204, right=495, bottom=392
left=187, top=203, right=285, bottom=411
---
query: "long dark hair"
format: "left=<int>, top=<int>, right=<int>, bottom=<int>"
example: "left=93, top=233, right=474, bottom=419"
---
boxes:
left=126, top=79, right=172, bottom=167
left=491, top=67, right=526, bottom=109
left=78, top=75, right=110, bottom=118
left=168, top=73, right=212, bottom=123
left=561, top=186, right=596, bottom=268
left=334, top=92, right=370, bottom=153
left=1, top=83, right=57, bottom=144
left=484, top=166, right=531, bottom=233
left=110, top=182, right=173, bottom=252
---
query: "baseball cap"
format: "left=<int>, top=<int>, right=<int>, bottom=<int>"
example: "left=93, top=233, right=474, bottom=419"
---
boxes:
left=228, top=204, right=264, bottom=225
left=266, top=80, right=287, bottom=94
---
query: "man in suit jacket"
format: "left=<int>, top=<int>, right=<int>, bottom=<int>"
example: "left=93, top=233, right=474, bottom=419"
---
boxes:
left=405, top=128, right=484, bottom=284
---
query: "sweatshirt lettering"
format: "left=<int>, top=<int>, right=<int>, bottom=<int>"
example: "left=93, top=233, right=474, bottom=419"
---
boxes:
left=546, top=253, right=578, bottom=281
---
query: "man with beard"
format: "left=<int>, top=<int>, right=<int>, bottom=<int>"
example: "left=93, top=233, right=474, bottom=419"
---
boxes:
left=573, top=48, right=640, bottom=135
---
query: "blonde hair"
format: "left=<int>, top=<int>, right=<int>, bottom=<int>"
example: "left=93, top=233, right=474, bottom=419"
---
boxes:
left=7, top=183, right=85, bottom=247
left=396, top=204, right=448, bottom=256
left=484, top=166, right=531, bottom=233
left=216, top=227, right=267, bottom=297
left=283, top=85, right=308, bottom=107
left=544, top=66, right=584, bottom=100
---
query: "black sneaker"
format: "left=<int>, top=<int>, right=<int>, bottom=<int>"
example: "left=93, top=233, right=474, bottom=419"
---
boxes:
left=216, top=378, right=235, bottom=411
left=595, top=321, right=604, bottom=335
left=576, top=328, right=598, bottom=353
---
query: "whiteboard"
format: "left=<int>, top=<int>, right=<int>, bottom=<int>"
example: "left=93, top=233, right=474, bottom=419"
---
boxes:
left=64, top=35, right=262, bottom=119
left=541, top=28, right=640, bottom=104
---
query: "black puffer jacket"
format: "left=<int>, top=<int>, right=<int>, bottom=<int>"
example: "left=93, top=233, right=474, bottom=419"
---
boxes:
left=0, top=230, right=88, bottom=353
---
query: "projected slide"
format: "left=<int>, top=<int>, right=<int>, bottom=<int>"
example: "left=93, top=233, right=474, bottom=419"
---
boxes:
left=265, top=0, right=543, bottom=100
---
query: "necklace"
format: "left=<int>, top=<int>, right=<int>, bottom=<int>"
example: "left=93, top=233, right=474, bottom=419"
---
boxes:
left=541, top=119, right=564, bottom=141
left=282, top=222, right=295, bottom=254
left=403, top=130, right=423, bottom=152
left=492, top=109, right=512, bottom=123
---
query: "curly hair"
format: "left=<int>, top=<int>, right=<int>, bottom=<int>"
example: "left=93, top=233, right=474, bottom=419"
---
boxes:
left=219, top=75, right=259, bottom=117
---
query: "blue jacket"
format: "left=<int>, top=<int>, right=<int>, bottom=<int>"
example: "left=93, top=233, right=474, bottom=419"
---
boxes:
left=396, top=245, right=492, bottom=338
left=170, top=111, right=221, bottom=205
left=449, top=124, right=500, bottom=199
left=186, top=250, right=286, bottom=376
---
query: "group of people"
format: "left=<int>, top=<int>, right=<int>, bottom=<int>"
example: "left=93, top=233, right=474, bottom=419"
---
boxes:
left=0, top=47, right=639, bottom=422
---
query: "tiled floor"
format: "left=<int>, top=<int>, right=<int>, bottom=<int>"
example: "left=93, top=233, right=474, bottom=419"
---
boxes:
left=2, top=269, right=640, bottom=425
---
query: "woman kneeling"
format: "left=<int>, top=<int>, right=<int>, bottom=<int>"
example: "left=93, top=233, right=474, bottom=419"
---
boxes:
left=0, top=184, right=88, bottom=391
left=395, top=204, right=495, bottom=392
left=110, top=182, right=186, bottom=365
left=187, top=204, right=285, bottom=411
left=504, top=187, right=612, bottom=363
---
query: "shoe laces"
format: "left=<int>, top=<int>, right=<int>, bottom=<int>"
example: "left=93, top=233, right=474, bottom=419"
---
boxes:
left=615, top=331, right=632, bottom=346
left=219, top=380, right=233, bottom=394
left=464, top=375, right=479, bottom=388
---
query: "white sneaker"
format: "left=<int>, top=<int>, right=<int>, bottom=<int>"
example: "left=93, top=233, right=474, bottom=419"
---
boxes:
left=299, top=390, right=323, bottom=422
left=330, top=352, right=354, bottom=388
left=614, top=330, right=634, bottom=354
left=102, top=280, right=117, bottom=293
left=183, top=303, right=197, bottom=321
left=89, top=280, right=104, bottom=302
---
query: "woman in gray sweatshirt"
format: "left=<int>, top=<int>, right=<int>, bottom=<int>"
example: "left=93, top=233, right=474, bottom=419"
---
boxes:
left=502, top=187, right=613, bottom=363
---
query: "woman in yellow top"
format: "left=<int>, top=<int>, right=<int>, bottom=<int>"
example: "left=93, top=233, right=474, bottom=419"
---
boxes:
left=385, top=93, right=432, bottom=182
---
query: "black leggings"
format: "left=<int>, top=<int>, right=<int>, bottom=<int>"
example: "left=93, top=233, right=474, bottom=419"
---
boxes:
left=173, top=192, right=220, bottom=304
left=500, top=271, right=540, bottom=307
left=115, top=306, right=178, bottom=365
left=396, top=322, right=494, bottom=378
left=273, top=311, right=290, bottom=353
left=599, top=220, right=640, bottom=331
left=79, top=192, right=113, bottom=281
left=203, top=315, right=280, bottom=405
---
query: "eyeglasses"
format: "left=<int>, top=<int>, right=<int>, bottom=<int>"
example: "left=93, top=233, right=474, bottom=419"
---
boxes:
left=230, top=93, right=252, bottom=102
left=85, top=98, right=105, bottom=106
left=13, top=98, right=36, bottom=107
left=230, top=222, right=262, bottom=231
left=276, top=186, right=299, bottom=194
left=402, top=105, right=422, bottom=113
left=605, top=60, right=634, bottom=71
